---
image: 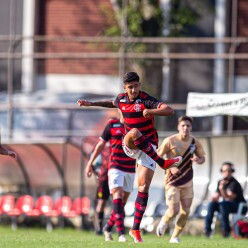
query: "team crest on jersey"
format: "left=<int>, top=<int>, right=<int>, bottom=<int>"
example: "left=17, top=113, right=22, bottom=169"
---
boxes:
left=134, top=102, right=142, bottom=112
left=116, top=129, right=122, bottom=134
left=134, top=99, right=142, bottom=112
left=146, top=146, right=151, bottom=152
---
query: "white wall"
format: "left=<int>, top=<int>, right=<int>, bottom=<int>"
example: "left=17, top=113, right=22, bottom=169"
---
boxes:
left=37, top=74, right=121, bottom=95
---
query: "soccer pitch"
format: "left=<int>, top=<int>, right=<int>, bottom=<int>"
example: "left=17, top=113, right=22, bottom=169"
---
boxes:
left=0, top=226, right=247, bottom=248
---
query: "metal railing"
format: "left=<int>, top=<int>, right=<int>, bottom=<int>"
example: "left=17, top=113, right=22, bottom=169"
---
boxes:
left=1, top=35, right=248, bottom=137
left=1, top=35, right=248, bottom=60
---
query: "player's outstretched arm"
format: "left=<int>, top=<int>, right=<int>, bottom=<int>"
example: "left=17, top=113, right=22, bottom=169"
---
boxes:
left=77, top=99, right=116, bottom=108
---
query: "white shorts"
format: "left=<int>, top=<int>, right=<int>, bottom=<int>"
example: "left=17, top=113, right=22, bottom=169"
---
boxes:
left=108, top=168, right=135, bottom=193
left=122, top=139, right=156, bottom=171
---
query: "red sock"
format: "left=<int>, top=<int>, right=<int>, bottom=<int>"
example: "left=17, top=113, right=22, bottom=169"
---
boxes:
left=132, top=192, right=148, bottom=230
left=105, top=210, right=115, bottom=232
left=113, top=198, right=125, bottom=235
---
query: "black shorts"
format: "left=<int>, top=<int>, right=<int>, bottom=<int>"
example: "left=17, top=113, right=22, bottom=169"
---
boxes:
left=96, top=179, right=110, bottom=200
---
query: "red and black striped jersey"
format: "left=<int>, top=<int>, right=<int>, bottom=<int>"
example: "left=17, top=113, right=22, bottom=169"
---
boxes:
left=114, top=91, right=163, bottom=147
left=97, top=148, right=110, bottom=182
left=100, top=118, right=136, bottom=173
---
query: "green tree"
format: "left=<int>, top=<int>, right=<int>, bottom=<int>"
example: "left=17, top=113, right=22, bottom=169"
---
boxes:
left=102, top=0, right=211, bottom=98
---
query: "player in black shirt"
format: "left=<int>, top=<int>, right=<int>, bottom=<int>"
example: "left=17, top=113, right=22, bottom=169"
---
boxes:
left=205, top=162, right=246, bottom=237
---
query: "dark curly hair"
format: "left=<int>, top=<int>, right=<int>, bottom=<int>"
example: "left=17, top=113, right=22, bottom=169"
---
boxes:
left=123, top=72, right=140, bottom=83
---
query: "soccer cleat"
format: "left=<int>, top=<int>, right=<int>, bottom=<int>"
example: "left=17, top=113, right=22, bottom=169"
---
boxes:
left=204, top=230, right=212, bottom=238
left=103, top=226, right=113, bottom=241
left=118, top=234, right=127, bottom=242
left=95, top=230, right=103, bottom=235
left=169, top=237, right=180, bottom=243
left=129, top=229, right=143, bottom=243
left=163, top=156, right=182, bottom=170
left=221, top=230, right=230, bottom=238
left=156, top=216, right=167, bottom=237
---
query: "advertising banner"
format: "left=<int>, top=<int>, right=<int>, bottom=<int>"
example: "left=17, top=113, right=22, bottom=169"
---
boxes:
left=186, top=92, right=248, bottom=116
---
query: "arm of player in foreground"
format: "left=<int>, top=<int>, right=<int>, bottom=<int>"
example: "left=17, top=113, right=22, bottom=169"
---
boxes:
left=77, top=99, right=116, bottom=108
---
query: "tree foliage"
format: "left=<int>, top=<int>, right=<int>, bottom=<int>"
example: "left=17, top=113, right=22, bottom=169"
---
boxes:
left=101, top=0, right=211, bottom=98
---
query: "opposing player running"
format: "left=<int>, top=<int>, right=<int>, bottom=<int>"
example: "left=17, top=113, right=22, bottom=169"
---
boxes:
left=156, top=115, right=205, bottom=243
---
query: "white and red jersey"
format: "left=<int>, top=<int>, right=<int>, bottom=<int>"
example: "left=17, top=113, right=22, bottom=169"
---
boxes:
left=100, top=118, right=136, bottom=173
left=114, top=91, right=163, bottom=147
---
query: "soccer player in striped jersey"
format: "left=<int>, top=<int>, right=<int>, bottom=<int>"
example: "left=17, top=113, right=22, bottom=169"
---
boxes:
left=156, top=115, right=205, bottom=243
left=77, top=71, right=182, bottom=243
left=85, top=113, right=136, bottom=242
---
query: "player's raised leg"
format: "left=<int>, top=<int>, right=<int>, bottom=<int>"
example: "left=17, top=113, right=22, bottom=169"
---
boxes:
left=124, top=129, right=182, bottom=170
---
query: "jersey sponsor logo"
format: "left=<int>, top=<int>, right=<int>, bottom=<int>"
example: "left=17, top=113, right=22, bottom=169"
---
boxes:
left=122, top=106, right=126, bottom=110
left=113, top=124, right=121, bottom=127
left=120, top=99, right=126, bottom=102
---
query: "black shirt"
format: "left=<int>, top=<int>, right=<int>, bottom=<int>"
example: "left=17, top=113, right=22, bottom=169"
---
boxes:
left=216, top=177, right=246, bottom=203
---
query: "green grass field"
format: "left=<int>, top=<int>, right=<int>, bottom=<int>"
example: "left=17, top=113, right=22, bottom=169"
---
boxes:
left=0, top=226, right=247, bottom=248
